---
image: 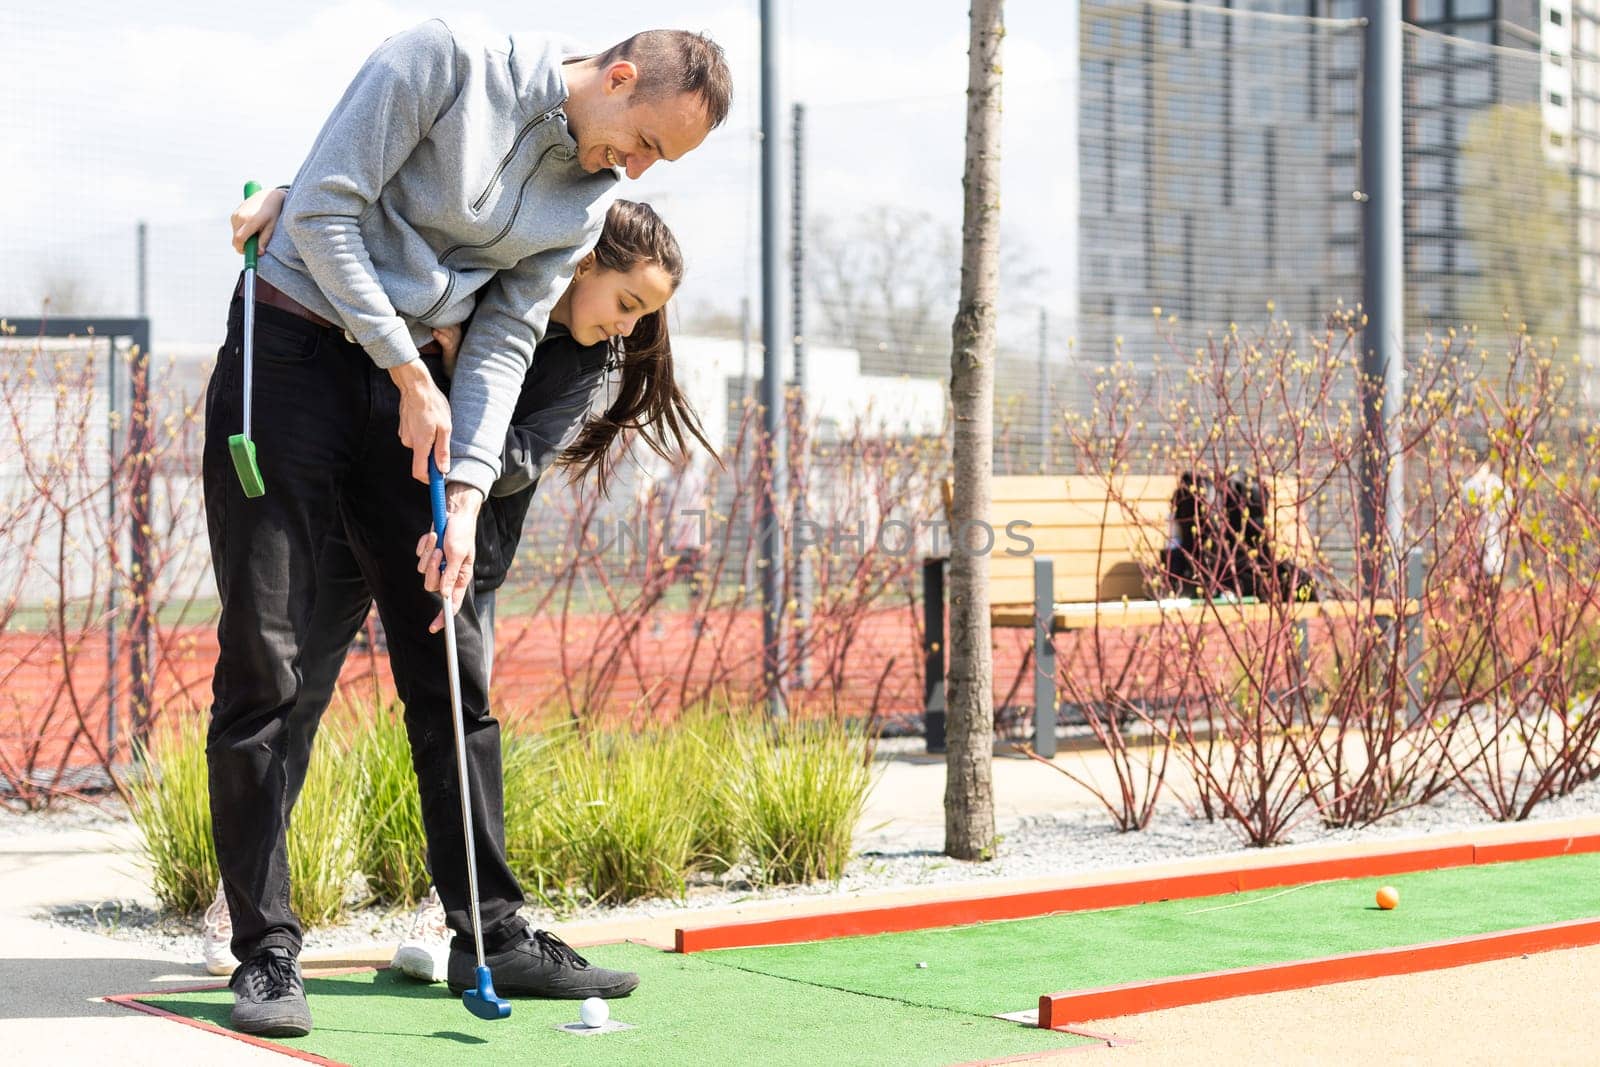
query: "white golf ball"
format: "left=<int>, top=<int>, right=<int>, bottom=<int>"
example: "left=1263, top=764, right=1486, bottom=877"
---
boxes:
left=580, top=996, right=609, bottom=1028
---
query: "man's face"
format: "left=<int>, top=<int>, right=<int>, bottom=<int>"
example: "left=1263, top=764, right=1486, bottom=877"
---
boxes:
left=575, top=62, right=712, bottom=180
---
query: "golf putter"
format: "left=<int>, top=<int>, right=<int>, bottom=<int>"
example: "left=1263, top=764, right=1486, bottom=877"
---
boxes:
left=429, top=458, right=511, bottom=1022
left=229, top=180, right=267, bottom=497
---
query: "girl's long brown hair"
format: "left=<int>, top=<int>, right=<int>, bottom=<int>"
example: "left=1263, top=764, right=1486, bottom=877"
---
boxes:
left=559, top=199, right=717, bottom=493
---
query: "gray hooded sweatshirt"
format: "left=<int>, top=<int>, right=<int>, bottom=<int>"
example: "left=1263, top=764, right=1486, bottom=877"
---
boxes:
left=257, top=19, right=619, bottom=496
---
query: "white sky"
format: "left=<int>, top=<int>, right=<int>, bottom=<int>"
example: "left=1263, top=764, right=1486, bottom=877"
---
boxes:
left=0, top=0, right=1077, bottom=350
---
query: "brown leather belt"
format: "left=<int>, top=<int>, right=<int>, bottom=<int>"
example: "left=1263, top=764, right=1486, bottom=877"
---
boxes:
left=234, top=276, right=443, bottom=357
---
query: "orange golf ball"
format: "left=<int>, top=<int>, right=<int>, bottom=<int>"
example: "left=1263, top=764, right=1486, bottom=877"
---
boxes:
left=1375, top=886, right=1399, bottom=910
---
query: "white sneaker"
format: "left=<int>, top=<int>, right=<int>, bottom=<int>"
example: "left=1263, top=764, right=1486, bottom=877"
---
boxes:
left=390, top=886, right=450, bottom=983
left=202, top=880, right=237, bottom=976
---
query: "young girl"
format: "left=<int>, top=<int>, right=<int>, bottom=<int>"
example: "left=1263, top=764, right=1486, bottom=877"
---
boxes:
left=204, top=193, right=713, bottom=986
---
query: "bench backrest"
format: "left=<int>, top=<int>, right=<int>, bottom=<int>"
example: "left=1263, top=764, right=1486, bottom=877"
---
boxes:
left=944, top=474, right=1316, bottom=609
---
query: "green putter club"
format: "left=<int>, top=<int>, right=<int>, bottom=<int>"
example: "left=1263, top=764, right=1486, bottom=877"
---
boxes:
left=229, top=180, right=266, bottom=498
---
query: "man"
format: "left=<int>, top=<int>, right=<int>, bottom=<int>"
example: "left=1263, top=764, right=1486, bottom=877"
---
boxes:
left=205, top=21, right=729, bottom=1037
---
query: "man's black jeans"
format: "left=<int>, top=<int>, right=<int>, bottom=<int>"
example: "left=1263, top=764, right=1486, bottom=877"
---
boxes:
left=202, top=291, right=526, bottom=962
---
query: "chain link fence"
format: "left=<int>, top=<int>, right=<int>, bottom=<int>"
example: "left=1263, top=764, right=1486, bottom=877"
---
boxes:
left=8, top=4, right=1600, bottom=775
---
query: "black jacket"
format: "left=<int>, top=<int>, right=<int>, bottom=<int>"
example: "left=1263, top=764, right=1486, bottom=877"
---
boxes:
left=473, top=325, right=609, bottom=594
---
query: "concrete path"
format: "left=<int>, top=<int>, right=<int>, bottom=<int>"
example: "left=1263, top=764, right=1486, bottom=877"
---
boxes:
left=3, top=752, right=1597, bottom=1065
left=0, top=821, right=286, bottom=1064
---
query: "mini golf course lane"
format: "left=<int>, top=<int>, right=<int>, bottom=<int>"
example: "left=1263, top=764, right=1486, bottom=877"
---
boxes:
left=132, top=942, right=1095, bottom=1066
left=704, top=852, right=1600, bottom=1017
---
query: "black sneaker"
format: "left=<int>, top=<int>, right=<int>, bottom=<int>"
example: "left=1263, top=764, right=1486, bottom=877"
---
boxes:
left=229, top=947, right=312, bottom=1037
left=447, top=930, right=639, bottom=999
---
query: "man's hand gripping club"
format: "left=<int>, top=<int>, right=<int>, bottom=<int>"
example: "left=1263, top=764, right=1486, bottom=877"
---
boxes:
left=419, top=465, right=482, bottom=631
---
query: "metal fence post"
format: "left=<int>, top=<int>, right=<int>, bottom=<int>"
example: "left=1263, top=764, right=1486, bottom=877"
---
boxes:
left=1033, top=558, right=1058, bottom=757
left=1360, top=0, right=1406, bottom=586
left=923, top=557, right=947, bottom=753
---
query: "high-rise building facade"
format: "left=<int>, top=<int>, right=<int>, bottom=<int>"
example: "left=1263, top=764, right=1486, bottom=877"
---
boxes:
left=1079, top=0, right=1598, bottom=398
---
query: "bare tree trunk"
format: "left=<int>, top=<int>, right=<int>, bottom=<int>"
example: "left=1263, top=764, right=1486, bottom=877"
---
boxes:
left=945, top=0, right=1004, bottom=861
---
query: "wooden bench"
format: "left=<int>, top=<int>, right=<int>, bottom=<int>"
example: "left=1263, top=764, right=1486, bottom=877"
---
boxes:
left=921, top=475, right=1417, bottom=755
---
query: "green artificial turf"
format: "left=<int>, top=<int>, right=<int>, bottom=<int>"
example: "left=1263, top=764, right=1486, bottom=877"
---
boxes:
left=705, top=852, right=1600, bottom=1016
left=135, top=941, right=1094, bottom=1066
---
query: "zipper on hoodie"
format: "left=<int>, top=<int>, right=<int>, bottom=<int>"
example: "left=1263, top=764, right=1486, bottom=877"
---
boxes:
left=471, top=103, right=564, bottom=214
left=441, top=142, right=566, bottom=264
left=419, top=269, right=459, bottom=324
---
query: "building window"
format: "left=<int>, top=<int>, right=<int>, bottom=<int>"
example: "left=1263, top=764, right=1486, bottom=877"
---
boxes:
left=1413, top=156, right=1449, bottom=189
left=1332, top=78, right=1358, bottom=112
left=1552, top=90, right=1567, bottom=107
left=1118, top=14, right=1144, bottom=49
left=1552, top=8, right=1566, bottom=27
left=1156, top=11, right=1186, bottom=45
left=1414, top=112, right=1452, bottom=147
left=1156, top=214, right=1183, bottom=247
left=1456, top=67, right=1494, bottom=103
left=1114, top=174, right=1143, bottom=214
left=1453, top=0, right=1493, bottom=17
left=1250, top=84, right=1274, bottom=117
left=1413, top=197, right=1449, bottom=231
left=1414, top=72, right=1447, bottom=106
left=1333, top=201, right=1360, bottom=237
left=1332, top=34, right=1361, bottom=72
left=1413, top=240, right=1448, bottom=273
left=1414, top=0, right=1445, bottom=20
left=1553, top=130, right=1567, bottom=147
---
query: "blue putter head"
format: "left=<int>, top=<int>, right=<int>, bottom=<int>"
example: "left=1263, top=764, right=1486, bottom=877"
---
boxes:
left=464, top=965, right=511, bottom=1020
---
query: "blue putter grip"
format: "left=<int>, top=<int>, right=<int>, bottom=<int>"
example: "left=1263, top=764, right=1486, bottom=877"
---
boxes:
left=428, top=457, right=448, bottom=558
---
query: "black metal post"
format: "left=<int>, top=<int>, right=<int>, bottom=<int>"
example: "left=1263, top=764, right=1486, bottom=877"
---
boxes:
left=1033, top=558, right=1058, bottom=758
left=759, top=0, right=787, bottom=721
left=1359, top=0, right=1405, bottom=584
left=923, top=558, right=947, bottom=753
left=790, top=102, right=811, bottom=688
left=106, top=337, right=120, bottom=759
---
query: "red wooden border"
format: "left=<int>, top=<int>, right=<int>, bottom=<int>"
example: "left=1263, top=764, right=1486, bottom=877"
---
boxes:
left=1036, top=916, right=1600, bottom=1029
left=1231, top=845, right=1473, bottom=891
left=103, top=966, right=391, bottom=1065
left=1472, top=832, right=1600, bottom=866
left=103, top=990, right=348, bottom=1065
left=676, top=834, right=1600, bottom=953
left=675, top=871, right=1239, bottom=953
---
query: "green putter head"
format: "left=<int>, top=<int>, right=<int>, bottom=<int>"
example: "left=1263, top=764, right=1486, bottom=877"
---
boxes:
left=228, top=434, right=265, bottom=498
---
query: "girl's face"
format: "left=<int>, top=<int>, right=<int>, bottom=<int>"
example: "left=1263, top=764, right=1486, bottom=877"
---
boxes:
left=559, top=256, right=676, bottom=347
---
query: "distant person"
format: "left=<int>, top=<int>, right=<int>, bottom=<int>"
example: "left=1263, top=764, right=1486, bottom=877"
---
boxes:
left=1462, top=450, right=1510, bottom=586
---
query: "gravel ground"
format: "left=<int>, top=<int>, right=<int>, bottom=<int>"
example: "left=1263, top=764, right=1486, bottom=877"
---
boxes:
left=20, top=769, right=1600, bottom=967
left=0, top=795, right=130, bottom=837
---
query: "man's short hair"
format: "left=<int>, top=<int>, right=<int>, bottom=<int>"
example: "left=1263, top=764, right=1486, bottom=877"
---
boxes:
left=597, top=30, right=732, bottom=129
